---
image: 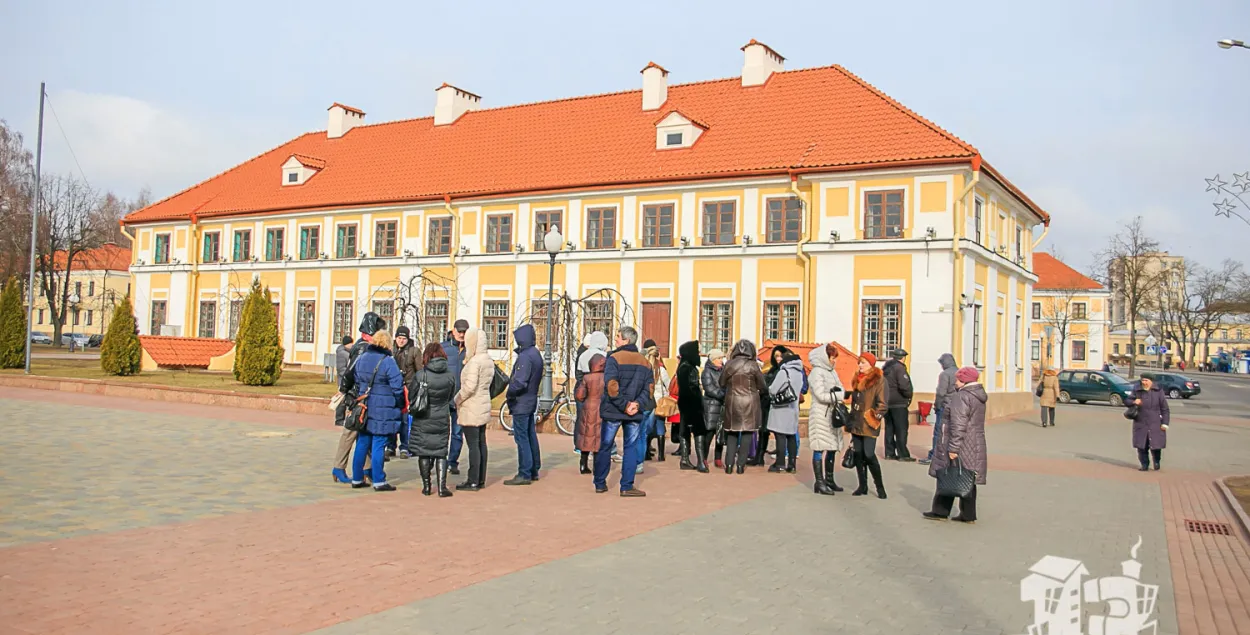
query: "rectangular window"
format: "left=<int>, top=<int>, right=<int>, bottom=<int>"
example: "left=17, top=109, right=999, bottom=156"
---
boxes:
left=72, top=309, right=80, bottom=326
left=288, top=172, right=298, bottom=183
left=332, top=301, right=354, bottom=345
left=861, top=299, right=903, bottom=361
left=533, top=210, right=563, bottom=252
left=154, top=233, right=171, bottom=264
left=1222, top=329, right=1229, bottom=340
left=763, top=301, right=800, bottom=341
left=1031, top=302, right=1041, bottom=320
left=485, top=215, right=513, bottom=253
left=428, top=217, right=452, bottom=255
left=1015, top=315, right=1022, bottom=367
left=665, top=132, right=683, bottom=146
left=296, top=300, right=316, bottom=343
left=864, top=190, right=904, bottom=239
left=423, top=301, right=449, bottom=346
left=585, top=207, right=616, bottom=249
left=88, top=281, right=95, bottom=297
left=335, top=225, right=358, bottom=259
left=298, top=226, right=320, bottom=260
left=1138, top=343, right=1145, bottom=356
left=202, top=232, right=220, bottom=263
left=198, top=301, right=216, bottom=338
left=86, top=310, right=93, bottom=326
left=642, top=204, right=675, bottom=248
left=532, top=299, right=557, bottom=353
left=1031, top=339, right=1041, bottom=361
left=229, top=300, right=243, bottom=339
left=265, top=228, right=285, bottom=261
left=37, top=309, right=43, bottom=324
left=483, top=301, right=510, bottom=349
left=273, top=302, right=281, bottom=332
left=232, top=230, right=251, bottom=261
left=1071, top=340, right=1087, bottom=362
left=1072, top=303, right=1087, bottom=320
left=702, top=201, right=736, bottom=245
left=584, top=300, right=615, bottom=337
left=1113, top=343, right=1120, bottom=355
left=75, top=281, right=82, bottom=297
left=374, top=220, right=398, bottom=257
left=972, top=304, right=983, bottom=366
left=699, top=302, right=733, bottom=354
left=1015, top=227, right=1024, bottom=261
left=973, top=198, right=984, bottom=245
left=371, top=300, right=394, bottom=327
left=151, top=300, right=167, bottom=334
left=766, top=197, right=803, bottom=243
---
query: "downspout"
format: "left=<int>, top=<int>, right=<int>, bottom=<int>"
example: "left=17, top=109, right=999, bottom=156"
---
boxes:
left=951, top=158, right=981, bottom=349
left=119, top=221, right=135, bottom=299
left=187, top=212, right=200, bottom=336
left=1030, top=221, right=1050, bottom=250
left=790, top=172, right=814, bottom=341
left=444, top=194, right=459, bottom=320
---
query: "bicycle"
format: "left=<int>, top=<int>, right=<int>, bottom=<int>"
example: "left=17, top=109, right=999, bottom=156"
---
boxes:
left=499, top=379, right=577, bottom=436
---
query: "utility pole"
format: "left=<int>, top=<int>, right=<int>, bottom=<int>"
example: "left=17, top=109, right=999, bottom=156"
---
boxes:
left=23, top=83, right=45, bottom=374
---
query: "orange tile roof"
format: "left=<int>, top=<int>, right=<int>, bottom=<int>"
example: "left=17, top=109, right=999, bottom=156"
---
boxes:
left=123, top=65, right=1048, bottom=225
left=640, top=61, right=669, bottom=75
left=329, top=102, right=365, bottom=116
left=1033, top=253, right=1104, bottom=291
left=290, top=153, right=326, bottom=169
left=139, top=336, right=235, bottom=368
left=49, top=243, right=131, bottom=272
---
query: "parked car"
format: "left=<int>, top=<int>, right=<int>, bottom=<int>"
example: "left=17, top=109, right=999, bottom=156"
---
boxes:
left=30, top=331, right=53, bottom=345
left=1141, top=372, right=1201, bottom=399
left=87, top=334, right=103, bottom=348
left=61, top=332, right=90, bottom=348
left=1056, top=369, right=1136, bottom=406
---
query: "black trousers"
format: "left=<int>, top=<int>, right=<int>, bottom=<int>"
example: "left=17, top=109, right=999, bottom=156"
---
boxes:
left=1137, top=438, right=1162, bottom=469
left=463, top=426, right=488, bottom=485
left=884, top=406, right=911, bottom=459
left=931, top=483, right=977, bottom=520
left=852, top=434, right=878, bottom=462
left=724, top=431, right=751, bottom=469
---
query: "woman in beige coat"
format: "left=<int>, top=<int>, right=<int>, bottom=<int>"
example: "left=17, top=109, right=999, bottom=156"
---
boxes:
left=454, top=328, right=494, bottom=490
left=1037, top=369, right=1060, bottom=428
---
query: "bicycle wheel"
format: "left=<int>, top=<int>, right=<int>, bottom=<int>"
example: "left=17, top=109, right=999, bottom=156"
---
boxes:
left=554, top=399, right=576, bottom=436
left=498, top=403, right=514, bottom=432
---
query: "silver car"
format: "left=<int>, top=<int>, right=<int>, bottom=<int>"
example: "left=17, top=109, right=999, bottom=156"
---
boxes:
left=30, top=331, right=53, bottom=345
left=61, top=332, right=90, bottom=348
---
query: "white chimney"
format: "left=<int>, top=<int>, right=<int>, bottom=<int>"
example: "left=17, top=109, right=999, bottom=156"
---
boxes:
left=327, top=103, right=365, bottom=139
left=741, top=39, right=784, bottom=87
left=434, top=83, right=482, bottom=126
left=641, top=61, right=668, bottom=111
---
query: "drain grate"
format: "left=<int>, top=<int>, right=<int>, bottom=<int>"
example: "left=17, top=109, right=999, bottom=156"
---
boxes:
left=1184, top=519, right=1233, bottom=536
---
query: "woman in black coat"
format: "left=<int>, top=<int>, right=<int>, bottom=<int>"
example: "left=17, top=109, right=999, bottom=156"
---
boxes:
left=1131, top=375, right=1170, bottom=471
left=408, top=343, right=458, bottom=497
left=676, top=341, right=709, bottom=473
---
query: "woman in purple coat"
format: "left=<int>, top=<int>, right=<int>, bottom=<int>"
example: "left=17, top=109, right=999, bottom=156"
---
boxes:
left=923, top=367, right=987, bottom=524
left=1131, top=376, right=1170, bottom=471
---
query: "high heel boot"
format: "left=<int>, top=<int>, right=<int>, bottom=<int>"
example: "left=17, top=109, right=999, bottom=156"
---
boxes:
left=579, top=451, right=590, bottom=475
left=694, top=435, right=710, bottom=473
left=867, top=457, right=887, bottom=499
left=812, top=454, right=835, bottom=495
left=435, top=459, right=454, bottom=497
left=657, top=436, right=666, bottom=462
left=418, top=457, right=433, bottom=496
left=852, top=457, right=869, bottom=496
left=679, top=434, right=695, bottom=470
left=826, top=452, right=843, bottom=492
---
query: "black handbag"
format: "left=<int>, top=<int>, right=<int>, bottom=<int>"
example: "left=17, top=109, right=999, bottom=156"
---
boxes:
left=1035, top=382, right=1044, bottom=398
left=842, top=449, right=856, bottom=469
left=489, top=364, right=509, bottom=399
left=1123, top=404, right=1139, bottom=420
left=344, top=360, right=382, bottom=432
left=409, top=371, right=430, bottom=417
left=936, top=457, right=976, bottom=498
left=830, top=397, right=849, bottom=429
left=770, top=374, right=798, bottom=406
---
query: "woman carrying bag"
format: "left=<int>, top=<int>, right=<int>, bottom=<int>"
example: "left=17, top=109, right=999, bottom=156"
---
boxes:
left=766, top=347, right=806, bottom=474
left=719, top=340, right=768, bottom=474
left=924, top=367, right=987, bottom=523
left=1130, top=375, right=1169, bottom=471
left=408, top=343, right=457, bottom=498
left=807, top=343, right=845, bottom=495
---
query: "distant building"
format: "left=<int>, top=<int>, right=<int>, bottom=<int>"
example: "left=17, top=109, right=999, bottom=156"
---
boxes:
left=1030, top=253, right=1110, bottom=374
left=31, top=243, right=131, bottom=339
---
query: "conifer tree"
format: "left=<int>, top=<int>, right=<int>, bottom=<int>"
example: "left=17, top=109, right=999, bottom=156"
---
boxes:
left=100, top=296, right=141, bottom=376
left=233, top=279, right=284, bottom=385
left=0, top=278, right=26, bottom=369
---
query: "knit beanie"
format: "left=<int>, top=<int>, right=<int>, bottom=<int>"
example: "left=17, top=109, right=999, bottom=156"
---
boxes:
left=707, top=348, right=725, bottom=363
left=394, top=325, right=411, bottom=339
left=956, top=366, right=980, bottom=383
left=858, top=351, right=878, bottom=367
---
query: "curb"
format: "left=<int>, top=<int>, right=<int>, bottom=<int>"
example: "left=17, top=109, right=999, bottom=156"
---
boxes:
left=0, top=374, right=331, bottom=416
left=1214, top=476, right=1250, bottom=544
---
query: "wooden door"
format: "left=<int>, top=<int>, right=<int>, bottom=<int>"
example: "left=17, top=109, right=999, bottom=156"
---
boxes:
left=641, top=302, right=672, bottom=358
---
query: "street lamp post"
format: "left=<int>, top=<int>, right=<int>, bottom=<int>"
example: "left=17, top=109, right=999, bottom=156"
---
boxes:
left=1217, top=39, right=1248, bottom=50
left=541, top=226, right=564, bottom=409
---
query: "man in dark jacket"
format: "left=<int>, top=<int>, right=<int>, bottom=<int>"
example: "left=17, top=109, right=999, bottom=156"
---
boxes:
left=596, top=326, right=654, bottom=497
left=389, top=325, right=420, bottom=458
left=882, top=347, right=915, bottom=462
left=441, top=319, right=469, bottom=474
left=504, top=324, right=544, bottom=485
left=922, top=353, right=958, bottom=465
left=332, top=312, right=385, bottom=482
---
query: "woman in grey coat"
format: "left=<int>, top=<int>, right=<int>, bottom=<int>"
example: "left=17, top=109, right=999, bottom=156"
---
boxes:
left=1131, top=376, right=1170, bottom=471
left=767, top=349, right=806, bottom=474
left=924, top=366, right=987, bottom=523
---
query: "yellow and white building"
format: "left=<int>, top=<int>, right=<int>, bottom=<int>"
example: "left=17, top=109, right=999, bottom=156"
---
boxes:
left=1028, top=252, right=1110, bottom=375
left=122, top=41, right=1052, bottom=414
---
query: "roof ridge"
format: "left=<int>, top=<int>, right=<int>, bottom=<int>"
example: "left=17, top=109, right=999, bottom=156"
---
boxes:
left=830, top=64, right=978, bottom=157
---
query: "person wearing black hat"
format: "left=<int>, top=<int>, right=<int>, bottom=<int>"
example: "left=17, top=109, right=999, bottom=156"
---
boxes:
left=331, top=312, right=386, bottom=483
left=389, top=325, right=420, bottom=458
left=881, top=347, right=915, bottom=462
left=441, top=318, right=470, bottom=474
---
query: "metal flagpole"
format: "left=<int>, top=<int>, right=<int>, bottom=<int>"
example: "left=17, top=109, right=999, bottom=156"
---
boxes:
left=23, top=83, right=46, bottom=374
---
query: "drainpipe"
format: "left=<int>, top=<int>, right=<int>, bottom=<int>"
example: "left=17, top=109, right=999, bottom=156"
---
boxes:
left=1030, top=221, right=1050, bottom=250
left=444, top=194, right=459, bottom=319
left=118, top=221, right=135, bottom=300
left=951, top=158, right=981, bottom=349
left=790, top=172, right=814, bottom=341
left=187, top=212, right=200, bottom=336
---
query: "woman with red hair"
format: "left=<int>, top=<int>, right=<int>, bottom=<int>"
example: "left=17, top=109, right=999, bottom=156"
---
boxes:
left=847, top=352, right=888, bottom=499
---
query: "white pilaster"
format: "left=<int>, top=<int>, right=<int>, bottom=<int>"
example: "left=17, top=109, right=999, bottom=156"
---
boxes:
left=742, top=187, right=759, bottom=239
left=284, top=269, right=296, bottom=362
left=740, top=258, right=758, bottom=342
left=677, top=258, right=695, bottom=343
left=680, top=192, right=697, bottom=242
left=619, top=261, right=634, bottom=327
left=622, top=195, right=637, bottom=247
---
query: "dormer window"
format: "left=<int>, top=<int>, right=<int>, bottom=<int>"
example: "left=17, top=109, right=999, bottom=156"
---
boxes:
left=654, top=110, right=706, bottom=150
left=281, top=154, right=325, bottom=186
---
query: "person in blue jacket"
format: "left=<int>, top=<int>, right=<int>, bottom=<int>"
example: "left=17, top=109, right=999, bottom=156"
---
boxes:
left=349, top=329, right=407, bottom=492
left=504, top=324, right=544, bottom=485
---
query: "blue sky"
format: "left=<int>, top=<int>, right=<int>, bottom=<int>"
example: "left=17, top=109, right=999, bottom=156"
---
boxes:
left=2, top=0, right=1248, bottom=274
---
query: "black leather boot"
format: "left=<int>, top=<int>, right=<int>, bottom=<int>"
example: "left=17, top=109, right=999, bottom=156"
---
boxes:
left=826, top=452, right=843, bottom=492
left=657, top=436, right=666, bottom=462
left=645, top=435, right=656, bottom=461
left=812, top=455, right=834, bottom=495
left=852, top=459, right=869, bottom=496
left=679, top=435, right=695, bottom=470
left=694, top=435, right=710, bottom=473
left=435, top=459, right=453, bottom=498
left=867, top=457, right=887, bottom=499
left=418, top=457, right=433, bottom=496
left=579, top=451, right=590, bottom=475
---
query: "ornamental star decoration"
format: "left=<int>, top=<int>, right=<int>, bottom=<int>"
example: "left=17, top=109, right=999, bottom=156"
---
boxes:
left=1205, top=172, right=1250, bottom=225
left=1232, top=172, right=1250, bottom=193
left=1214, top=199, right=1238, bottom=218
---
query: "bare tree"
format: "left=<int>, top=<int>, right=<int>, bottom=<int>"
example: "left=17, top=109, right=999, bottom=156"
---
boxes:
left=1097, top=216, right=1163, bottom=377
left=1038, top=286, right=1080, bottom=368
left=34, top=174, right=108, bottom=345
left=1192, top=259, right=1245, bottom=365
left=1149, top=259, right=1196, bottom=367
left=0, top=121, right=34, bottom=283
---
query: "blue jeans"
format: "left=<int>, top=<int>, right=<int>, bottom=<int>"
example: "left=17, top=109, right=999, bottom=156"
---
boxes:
left=447, top=408, right=463, bottom=467
left=926, top=408, right=944, bottom=460
left=595, top=420, right=642, bottom=491
left=635, top=412, right=653, bottom=474
left=512, top=412, right=541, bottom=479
left=351, top=431, right=389, bottom=485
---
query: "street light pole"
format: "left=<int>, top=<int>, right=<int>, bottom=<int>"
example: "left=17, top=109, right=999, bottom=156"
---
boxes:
left=23, top=83, right=46, bottom=375
left=541, top=227, right=564, bottom=409
left=1217, top=38, right=1248, bottom=50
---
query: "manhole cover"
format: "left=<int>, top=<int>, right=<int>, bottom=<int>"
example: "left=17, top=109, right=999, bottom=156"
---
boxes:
left=245, top=431, right=293, bottom=438
left=1184, top=519, right=1233, bottom=536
